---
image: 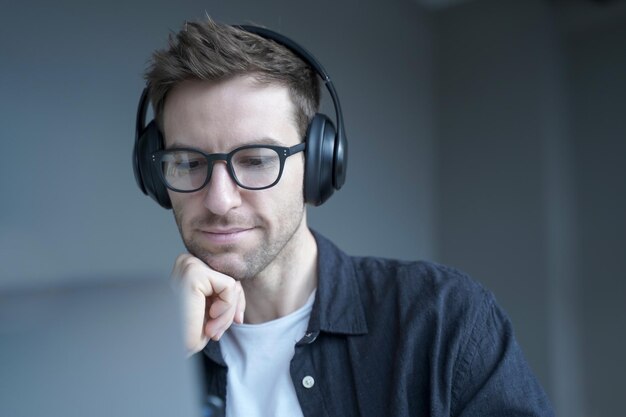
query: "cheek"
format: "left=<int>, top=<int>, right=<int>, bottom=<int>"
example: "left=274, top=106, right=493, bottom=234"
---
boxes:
left=274, top=169, right=305, bottom=205
left=169, top=192, right=184, bottom=215
left=169, top=193, right=199, bottom=226
left=246, top=157, right=305, bottom=203
left=169, top=195, right=186, bottom=230
left=283, top=157, right=306, bottom=191
left=244, top=176, right=304, bottom=218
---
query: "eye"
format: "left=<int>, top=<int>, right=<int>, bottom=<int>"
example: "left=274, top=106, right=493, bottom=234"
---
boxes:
left=237, top=156, right=275, bottom=168
left=175, top=159, right=204, bottom=171
left=233, top=148, right=279, bottom=170
left=161, top=151, right=207, bottom=176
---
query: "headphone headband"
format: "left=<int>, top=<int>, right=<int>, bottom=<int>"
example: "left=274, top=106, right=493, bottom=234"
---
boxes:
left=233, top=26, right=347, bottom=190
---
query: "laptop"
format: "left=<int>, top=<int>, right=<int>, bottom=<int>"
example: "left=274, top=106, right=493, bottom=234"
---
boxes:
left=0, top=275, right=214, bottom=417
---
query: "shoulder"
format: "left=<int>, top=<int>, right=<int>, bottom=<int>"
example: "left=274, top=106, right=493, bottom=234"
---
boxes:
left=349, top=253, right=506, bottom=370
left=313, top=230, right=496, bottom=335
left=314, top=233, right=553, bottom=415
left=351, top=255, right=493, bottom=314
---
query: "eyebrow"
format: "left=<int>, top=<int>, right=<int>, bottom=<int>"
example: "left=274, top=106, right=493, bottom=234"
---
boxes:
left=166, top=137, right=288, bottom=150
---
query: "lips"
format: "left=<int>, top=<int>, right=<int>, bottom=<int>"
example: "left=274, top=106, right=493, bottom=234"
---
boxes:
left=202, top=227, right=250, bottom=233
left=198, top=227, right=255, bottom=245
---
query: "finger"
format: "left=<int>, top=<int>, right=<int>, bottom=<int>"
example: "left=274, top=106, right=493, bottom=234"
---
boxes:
left=208, top=280, right=238, bottom=319
left=171, top=253, right=194, bottom=282
left=187, top=334, right=210, bottom=357
left=204, top=304, right=236, bottom=339
left=184, top=283, right=209, bottom=351
left=208, top=320, right=230, bottom=341
left=180, top=259, right=238, bottom=301
left=205, top=284, right=245, bottom=340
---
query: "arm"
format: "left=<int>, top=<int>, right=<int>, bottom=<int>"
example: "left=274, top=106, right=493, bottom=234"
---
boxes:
left=451, top=294, right=554, bottom=417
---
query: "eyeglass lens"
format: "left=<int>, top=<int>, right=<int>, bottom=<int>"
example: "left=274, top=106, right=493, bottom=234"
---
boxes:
left=160, top=147, right=282, bottom=191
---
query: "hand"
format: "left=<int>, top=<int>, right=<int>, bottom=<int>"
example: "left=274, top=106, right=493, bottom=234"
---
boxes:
left=171, top=254, right=246, bottom=356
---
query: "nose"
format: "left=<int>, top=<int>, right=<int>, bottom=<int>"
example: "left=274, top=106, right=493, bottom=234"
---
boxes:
left=202, top=162, right=242, bottom=216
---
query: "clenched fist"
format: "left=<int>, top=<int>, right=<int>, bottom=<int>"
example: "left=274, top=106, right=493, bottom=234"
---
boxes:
left=171, top=254, right=246, bottom=355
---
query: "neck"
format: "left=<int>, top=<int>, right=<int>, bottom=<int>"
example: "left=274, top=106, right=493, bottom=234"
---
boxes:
left=241, top=218, right=318, bottom=324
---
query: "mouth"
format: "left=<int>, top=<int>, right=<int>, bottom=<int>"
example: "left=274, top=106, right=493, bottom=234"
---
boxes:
left=197, top=227, right=255, bottom=245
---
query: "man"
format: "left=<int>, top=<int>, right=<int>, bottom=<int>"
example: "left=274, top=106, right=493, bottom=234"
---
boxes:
left=135, top=18, right=553, bottom=417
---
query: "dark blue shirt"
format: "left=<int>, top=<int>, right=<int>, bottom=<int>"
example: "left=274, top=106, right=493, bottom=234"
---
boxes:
left=199, top=231, right=554, bottom=416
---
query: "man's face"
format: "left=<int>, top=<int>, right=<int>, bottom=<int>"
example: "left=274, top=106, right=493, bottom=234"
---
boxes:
left=162, top=76, right=307, bottom=280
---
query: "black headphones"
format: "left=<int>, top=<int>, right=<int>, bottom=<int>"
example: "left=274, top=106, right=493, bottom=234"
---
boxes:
left=133, top=25, right=347, bottom=209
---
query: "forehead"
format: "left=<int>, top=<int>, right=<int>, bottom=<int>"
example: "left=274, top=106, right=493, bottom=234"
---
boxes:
left=162, top=76, right=299, bottom=150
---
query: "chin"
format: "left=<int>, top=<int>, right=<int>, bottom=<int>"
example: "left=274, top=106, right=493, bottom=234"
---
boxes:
left=204, top=256, right=249, bottom=281
left=191, top=246, right=258, bottom=279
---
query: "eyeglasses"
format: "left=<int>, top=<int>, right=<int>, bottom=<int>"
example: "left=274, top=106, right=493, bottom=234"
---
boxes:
left=151, top=143, right=306, bottom=193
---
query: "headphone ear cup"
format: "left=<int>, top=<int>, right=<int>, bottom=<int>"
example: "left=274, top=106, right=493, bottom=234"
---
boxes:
left=332, top=128, right=347, bottom=191
left=304, top=114, right=336, bottom=206
left=136, top=121, right=172, bottom=209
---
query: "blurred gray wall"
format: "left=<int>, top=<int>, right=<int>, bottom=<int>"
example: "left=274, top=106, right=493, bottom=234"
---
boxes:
left=565, top=5, right=626, bottom=417
left=1, top=0, right=625, bottom=416
left=432, top=0, right=626, bottom=416
left=433, top=0, right=572, bottom=411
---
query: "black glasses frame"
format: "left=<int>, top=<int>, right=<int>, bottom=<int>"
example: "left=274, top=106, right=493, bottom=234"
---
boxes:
left=151, top=143, right=306, bottom=193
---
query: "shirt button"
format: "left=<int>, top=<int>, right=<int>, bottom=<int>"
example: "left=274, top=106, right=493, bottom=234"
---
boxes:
left=302, top=376, right=315, bottom=389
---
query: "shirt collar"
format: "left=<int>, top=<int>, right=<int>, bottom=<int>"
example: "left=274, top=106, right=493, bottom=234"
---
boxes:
left=307, top=230, right=368, bottom=336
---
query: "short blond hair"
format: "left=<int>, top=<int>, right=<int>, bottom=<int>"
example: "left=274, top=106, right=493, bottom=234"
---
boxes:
left=145, top=18, right=320, bottom=138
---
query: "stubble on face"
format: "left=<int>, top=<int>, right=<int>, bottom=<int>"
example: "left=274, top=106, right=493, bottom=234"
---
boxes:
left=163, top=76, right=309, bottom=282
left=171, top=191, right=306, bottom=281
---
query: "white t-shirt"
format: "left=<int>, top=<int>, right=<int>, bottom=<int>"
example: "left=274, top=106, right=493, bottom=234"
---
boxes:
left=220, top=291, right=316, bottom=417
